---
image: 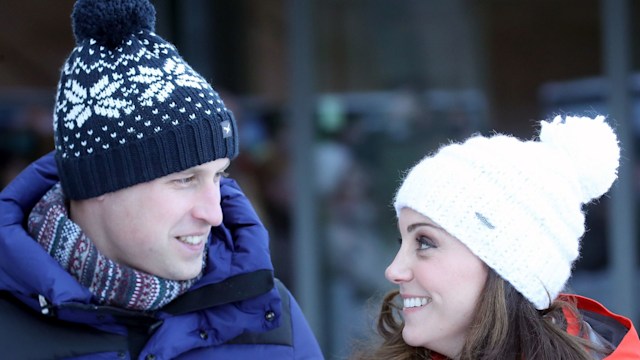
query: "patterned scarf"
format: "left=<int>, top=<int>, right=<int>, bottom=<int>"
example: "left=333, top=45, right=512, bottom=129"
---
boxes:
left=28, top=183, right=201, bottom=311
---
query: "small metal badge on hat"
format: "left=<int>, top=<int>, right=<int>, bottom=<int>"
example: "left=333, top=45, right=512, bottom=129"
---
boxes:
left=220, top=120, right=232, bottom=138
left=475, top=212, right=495, bottom=229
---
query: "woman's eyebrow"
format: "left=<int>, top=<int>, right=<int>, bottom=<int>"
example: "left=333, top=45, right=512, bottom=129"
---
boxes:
left=406, top=222, right=439, bottom=233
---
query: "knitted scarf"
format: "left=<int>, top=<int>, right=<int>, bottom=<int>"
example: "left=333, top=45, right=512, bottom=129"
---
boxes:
left=28, top=183, right=202, bottom=311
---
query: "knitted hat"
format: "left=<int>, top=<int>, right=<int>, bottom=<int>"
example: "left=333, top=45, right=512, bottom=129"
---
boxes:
left=394, top=115, right=619, bottom=309
left=53, top=0, right=238, bottom=200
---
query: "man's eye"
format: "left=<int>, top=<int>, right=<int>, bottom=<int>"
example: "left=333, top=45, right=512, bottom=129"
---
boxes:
left=215, top=171, right=229, bottom=181
left=175, top=176, right=195, bottom=185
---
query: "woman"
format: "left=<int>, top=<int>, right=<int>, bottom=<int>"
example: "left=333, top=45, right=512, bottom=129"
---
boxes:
left=353, top=115, right=639, bottom=359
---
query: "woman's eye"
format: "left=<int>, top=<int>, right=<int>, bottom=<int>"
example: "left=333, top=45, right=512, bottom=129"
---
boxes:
left=417, top=236, right=434, bottom=250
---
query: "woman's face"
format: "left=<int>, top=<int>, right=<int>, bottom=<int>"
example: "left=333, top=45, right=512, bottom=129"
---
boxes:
left=385, top=207, right=488, bottom=358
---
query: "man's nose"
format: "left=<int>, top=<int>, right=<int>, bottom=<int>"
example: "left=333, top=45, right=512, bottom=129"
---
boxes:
left=192, top=183, right=223, bottom=226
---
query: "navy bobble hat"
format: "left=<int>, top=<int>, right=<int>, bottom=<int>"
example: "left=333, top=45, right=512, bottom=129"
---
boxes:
left=54, top=0, right=238, bottom=200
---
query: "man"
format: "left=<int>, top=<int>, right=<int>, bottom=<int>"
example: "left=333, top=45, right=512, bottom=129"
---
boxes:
left=0, top=0, right=323, bottom=358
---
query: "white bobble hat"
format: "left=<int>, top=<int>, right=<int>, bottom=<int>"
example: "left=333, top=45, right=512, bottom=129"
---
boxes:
left=393, top=115, right=620, bottom=309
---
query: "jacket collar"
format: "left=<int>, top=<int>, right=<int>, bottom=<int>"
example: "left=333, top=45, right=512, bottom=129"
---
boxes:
left=562, top=294, right=640, bottom=359
left=0, top=152, right=281, bottom=330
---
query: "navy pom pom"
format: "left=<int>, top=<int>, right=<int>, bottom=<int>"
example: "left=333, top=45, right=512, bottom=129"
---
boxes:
left=72, top=0, right=156, bottom=48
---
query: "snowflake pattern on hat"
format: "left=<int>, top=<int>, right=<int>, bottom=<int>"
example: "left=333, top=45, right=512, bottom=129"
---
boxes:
left=54, top=0, right=238, bottom=200
left=54, top=31, right=229, bottom=160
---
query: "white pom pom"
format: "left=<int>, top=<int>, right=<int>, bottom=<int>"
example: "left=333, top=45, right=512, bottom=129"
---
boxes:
left=539, top=115, right=620, bottom=203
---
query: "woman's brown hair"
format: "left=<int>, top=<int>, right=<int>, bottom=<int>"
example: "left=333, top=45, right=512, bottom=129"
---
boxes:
left=351, top=270, right=609, bottom=360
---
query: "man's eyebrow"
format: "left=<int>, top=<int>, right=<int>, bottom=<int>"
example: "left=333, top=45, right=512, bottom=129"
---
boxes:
left=221, top=159, right=231, bottom=171
left=174, top=159, right=231, bottom=176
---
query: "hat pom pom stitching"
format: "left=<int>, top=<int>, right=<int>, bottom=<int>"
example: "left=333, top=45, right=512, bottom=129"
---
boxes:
left=539, top=115, right=620, bottom=203
left=72, top=0, right=156, bottom=48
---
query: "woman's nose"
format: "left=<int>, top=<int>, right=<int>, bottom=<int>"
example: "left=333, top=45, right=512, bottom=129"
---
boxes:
left=385, top=251, right=412, bottom=284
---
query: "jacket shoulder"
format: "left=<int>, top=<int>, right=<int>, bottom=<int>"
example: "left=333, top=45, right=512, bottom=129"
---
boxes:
left=226, top=278, right=293, bottom=346
left=0, top=291, right=128, bottom=358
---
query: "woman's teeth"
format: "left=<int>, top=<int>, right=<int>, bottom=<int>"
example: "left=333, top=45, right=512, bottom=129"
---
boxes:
left=177, top=235, right=205, bottom=245
left=403, top=297, right=431, bottom=309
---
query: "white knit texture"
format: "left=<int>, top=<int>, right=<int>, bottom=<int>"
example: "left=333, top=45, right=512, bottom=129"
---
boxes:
left=394, top=115, right=620, bottom=309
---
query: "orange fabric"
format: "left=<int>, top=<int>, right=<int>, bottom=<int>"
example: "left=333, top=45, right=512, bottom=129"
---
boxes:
left=428, top=295, right=639, bottom=359
left=564, top=294, right=640, bottom=359
left=562, top=300, right=583, bottom=338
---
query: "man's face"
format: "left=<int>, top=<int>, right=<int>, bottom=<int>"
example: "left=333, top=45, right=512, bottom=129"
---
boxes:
left=88, top=158, right=230, bottom=280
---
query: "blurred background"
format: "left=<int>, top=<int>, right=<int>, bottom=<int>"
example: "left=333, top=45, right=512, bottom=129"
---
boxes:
left=1, top=0, right=639, bottom=358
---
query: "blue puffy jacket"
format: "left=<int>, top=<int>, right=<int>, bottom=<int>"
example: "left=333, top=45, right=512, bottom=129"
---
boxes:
left=0, top=152, right=324, bottom=360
